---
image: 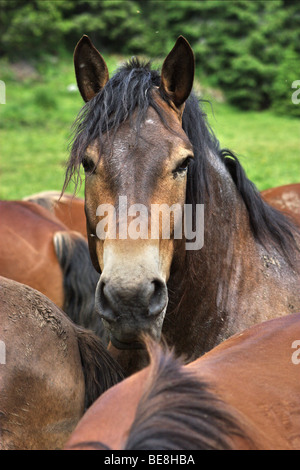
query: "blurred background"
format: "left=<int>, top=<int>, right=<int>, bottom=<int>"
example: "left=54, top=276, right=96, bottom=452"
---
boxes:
left=0, top=0, right=299, bottom=200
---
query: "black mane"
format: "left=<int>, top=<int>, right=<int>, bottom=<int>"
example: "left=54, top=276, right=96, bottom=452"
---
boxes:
left=124, top=341, right=251, bottom=450
left=182, top=92, right=299, bottom=265
left=65, top=58, right=299, bottom=265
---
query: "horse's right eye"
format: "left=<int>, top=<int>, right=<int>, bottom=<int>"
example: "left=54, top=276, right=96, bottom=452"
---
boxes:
left=82, top=156, right=95, bottom=174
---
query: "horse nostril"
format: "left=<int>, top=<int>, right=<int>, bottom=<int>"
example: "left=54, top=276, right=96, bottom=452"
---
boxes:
left=148, top=279, right=168, bottom=317
left=96, top=280, right=116, bottom=323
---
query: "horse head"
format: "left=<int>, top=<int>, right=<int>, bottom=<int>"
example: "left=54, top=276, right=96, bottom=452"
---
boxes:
left=71, top=36, right=195, bottom=349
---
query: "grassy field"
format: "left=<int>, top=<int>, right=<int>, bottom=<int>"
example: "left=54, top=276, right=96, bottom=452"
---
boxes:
left=0, top=54, right=299, bottom=200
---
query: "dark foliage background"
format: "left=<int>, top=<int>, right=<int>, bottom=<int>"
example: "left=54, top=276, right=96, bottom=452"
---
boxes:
left=0, top=0, right=299, bottom=115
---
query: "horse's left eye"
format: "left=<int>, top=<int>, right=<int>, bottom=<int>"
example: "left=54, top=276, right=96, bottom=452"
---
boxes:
left=174, top=157, right=193, bottom=174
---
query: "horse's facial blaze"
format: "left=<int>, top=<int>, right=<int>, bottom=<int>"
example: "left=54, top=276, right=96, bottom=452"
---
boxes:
left=83, top=97, right=193, bottom=346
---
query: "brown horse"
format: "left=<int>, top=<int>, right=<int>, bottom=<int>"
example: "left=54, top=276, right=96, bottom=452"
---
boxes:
left=65, top=313, right=300, bottom=450
left=261, top=183, right=300, bottom=226
left=23, top=191, right=87, bottom=239
left=0, top=200, right=102, bottom=337
left=0, top=276, right=124, bottom=450
left=64, top=35, right=300, bottom=374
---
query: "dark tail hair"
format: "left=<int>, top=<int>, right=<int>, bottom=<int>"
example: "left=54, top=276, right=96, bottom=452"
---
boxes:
left=124, top=337, right=256, bottom=450
left=53, top=231, right=106, bottom=340
left=75, top=326, right=124, bottom=409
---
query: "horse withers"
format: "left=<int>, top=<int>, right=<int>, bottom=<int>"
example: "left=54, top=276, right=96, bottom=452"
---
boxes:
left=23, top=191, right=87, bottom=239
left=65, top=35, right=300, bottom=373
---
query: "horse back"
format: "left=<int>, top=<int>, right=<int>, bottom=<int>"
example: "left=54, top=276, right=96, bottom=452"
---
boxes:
left=0, top=200, right=67, bottom=307
left=191, top=313, right=300, bottom=449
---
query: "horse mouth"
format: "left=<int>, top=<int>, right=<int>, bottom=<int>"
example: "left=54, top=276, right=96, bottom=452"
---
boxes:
left=99, top=301, right=167, bottom=350
left=110, top=335, right=145, bottom=350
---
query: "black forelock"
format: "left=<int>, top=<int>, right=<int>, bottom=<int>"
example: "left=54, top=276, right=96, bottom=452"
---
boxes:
left=65, top=59, right=162, bottom=189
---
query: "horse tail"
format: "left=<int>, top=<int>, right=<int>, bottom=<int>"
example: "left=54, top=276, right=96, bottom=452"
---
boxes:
left=75, top=325, right=125, bottom=408
left=53, top=230, right=105, bottom=340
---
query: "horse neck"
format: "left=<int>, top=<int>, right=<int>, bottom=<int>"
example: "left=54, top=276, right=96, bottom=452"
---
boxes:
left=166, top=150, right=297, bottom=358
left=190, top=151, right=260, bottom=313
left=201, top=150, right=255, bottom=265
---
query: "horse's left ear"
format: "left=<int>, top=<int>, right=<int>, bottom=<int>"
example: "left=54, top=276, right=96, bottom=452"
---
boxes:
left=74, top=35, right=109, bottom=102
left=160, top=36, right=194, bottom=109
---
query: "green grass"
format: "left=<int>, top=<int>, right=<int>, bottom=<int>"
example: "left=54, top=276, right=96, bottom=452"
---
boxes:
left=204, top=101, right=300, bottom=190
left=0, top=55, right=299, bottom=200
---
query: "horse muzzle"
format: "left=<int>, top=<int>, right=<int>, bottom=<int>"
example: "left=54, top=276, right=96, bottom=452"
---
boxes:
left=95, top=275, right=168, bottom=348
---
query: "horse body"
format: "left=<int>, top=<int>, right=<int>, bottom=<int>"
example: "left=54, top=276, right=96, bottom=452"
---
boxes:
left=0, top=276, right=123, bottom=450
left=261, top=183, right=300, bottom=226
left=65, top=35, right=300, bottom=373
left=0, top=200, right=102, bottom=336
left=189, top=313, right=300, bottom=450
left=65, top=313, right=300, bottom=450
left=0, top=200, right=65, bottom=307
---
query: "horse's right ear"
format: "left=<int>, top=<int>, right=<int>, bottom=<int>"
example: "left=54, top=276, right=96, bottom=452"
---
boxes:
left=74, top=35, right=109, bottom=102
